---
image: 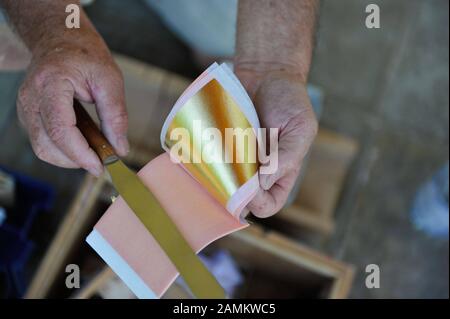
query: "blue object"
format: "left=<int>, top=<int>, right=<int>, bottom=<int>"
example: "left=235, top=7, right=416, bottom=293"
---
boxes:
left=0, top=207, right=5, bottom=226
left=411, top=162, right=449, bottom=238
left=0, top=166, right=54, bottom=298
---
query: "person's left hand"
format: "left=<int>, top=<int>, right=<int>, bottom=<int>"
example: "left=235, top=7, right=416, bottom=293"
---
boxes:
left=236, top=69, right=318, bottom=218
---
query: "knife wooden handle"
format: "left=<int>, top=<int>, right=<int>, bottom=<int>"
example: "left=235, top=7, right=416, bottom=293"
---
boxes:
left=73, top=99, right=118, bottom=165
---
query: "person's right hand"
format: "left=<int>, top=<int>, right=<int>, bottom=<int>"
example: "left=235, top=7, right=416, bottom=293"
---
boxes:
left=17, top=36, right=129, bottom=177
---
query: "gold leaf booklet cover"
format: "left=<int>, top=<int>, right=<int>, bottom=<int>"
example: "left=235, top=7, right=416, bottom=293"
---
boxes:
left=87, top=63, right=264, bottom=298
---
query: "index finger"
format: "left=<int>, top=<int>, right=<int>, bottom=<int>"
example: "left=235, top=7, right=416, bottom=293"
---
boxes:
left=90, top=66, right=129, bottom=156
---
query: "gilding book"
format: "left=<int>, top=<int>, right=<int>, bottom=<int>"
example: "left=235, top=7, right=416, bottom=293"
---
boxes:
left=86, top=63, right=261, bottom=298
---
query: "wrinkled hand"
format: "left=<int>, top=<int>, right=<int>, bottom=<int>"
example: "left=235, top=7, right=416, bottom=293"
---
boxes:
left=17, top=37, right=128, bottom=176
left=237, top=70, right=318, bottom=218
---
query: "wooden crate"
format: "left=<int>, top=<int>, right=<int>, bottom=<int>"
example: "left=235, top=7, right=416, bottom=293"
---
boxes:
left=27, top=171, right=354, bottom=299
left=72, top=225, right=354, bottom=299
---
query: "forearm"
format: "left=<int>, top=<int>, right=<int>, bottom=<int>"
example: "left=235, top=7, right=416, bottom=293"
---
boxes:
left=235, top=0, right=319, bottom=92
left=0, top=0, right=105, bottom=58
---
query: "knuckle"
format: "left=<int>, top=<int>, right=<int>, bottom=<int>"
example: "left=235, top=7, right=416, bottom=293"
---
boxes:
left=32, top=142, right=49, bottom=163
left=17, top=85, right=28, bottom=105
left=95, top=60, right=123, bottom=82
left=17, top=85, right=33, bottom=112
left=16, top=86, right=37, bottom=125
left=108, top=112, right=128, bottom=132
left=46, top=124, right=65, bottom=144
left=31, top=67, right=57, bottom=89
left=27, top=122, right=41, bottom=140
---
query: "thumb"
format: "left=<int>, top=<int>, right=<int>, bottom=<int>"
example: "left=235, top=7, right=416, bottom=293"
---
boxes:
left=259, top=147, right=299, bottom=191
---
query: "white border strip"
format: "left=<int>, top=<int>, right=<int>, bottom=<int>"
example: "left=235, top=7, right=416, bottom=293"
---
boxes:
left=226, top=173, right=259, bottom=218
left=86, top=229, right=156, bottom=299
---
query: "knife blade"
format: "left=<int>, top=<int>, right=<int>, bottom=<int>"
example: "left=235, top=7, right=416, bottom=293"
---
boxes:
left=73, top=100, right=225, bottom=299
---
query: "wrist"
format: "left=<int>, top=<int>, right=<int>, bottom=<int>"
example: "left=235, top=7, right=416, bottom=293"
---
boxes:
left=32, top=31, right=107, bottom=62
left=234, top=62, right=308, bottom=98
left=28, top=10, right=105, bottom=61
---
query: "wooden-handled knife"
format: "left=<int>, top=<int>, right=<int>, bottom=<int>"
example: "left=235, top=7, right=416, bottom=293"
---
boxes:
left=73, top=100, right=225, bottom=299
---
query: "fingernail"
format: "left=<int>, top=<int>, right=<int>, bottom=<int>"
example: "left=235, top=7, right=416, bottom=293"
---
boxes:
left=116, top=135, right=130, bottom=156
